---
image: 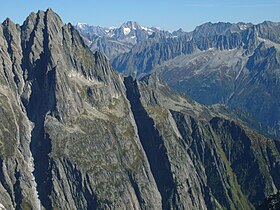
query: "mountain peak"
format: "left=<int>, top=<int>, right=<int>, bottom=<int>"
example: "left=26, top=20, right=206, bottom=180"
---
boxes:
left=172, top=28, right=186, bottom=36
left=22, top=8, right=64, bottom=29
left=76, top=22, right=89, bottom=30
left=46, top=7, right=54, bottom=13
left=193, top=21, right=238, bottom=36
left=2, top=17, right=15, bottom=26
left=77, top=22, right=87, bottom=26
left=120, top=21, right=142, bottom=30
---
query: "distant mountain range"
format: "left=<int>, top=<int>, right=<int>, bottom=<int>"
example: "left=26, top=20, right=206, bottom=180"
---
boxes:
left=75, top=21, right=259, bottom=61
left=77, top=21, right=280, bottom=140
left=75, top=21, right=183, bottom=59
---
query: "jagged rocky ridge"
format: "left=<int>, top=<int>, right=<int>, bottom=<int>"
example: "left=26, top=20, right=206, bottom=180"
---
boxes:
left=0, top=9, right=279, bottom=210
left=111, top=21, right=280, bottom=75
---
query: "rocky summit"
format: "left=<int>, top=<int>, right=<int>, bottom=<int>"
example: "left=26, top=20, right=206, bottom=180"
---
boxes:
left=0, top=9, right=279, bottom=210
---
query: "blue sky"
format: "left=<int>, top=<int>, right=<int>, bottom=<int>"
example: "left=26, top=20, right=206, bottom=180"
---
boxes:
left=1, top=0, right=280, bottom=31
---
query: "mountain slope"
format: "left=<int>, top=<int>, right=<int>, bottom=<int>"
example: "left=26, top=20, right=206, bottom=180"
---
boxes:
left=155, top=38, right=280, bottom=138
left=0, top=10, right=279, bottom=210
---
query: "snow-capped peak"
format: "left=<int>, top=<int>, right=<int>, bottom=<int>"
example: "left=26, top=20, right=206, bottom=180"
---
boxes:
left=109, top=26, right=117, bottom=30
left=77, top=22, right=87, bottom=27
left=141, top=26, right=154, bottom=35
left=75, top=21, right=161, bottom=43
left=77, top=22, right=88, bottom=30
left=121, top=21, right=141, bottom=30
left=239, top=24, right=248, bottom=31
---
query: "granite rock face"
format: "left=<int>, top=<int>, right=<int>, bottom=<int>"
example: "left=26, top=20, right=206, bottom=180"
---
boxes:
left=0, top=10, right=279, bottom=210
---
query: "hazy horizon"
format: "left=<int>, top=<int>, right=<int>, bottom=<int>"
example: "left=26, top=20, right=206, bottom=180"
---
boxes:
left=1, top=0, right=280, bottom=32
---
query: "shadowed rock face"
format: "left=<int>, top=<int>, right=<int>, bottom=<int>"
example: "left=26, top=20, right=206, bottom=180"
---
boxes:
left=0, top=9, right=279, bottom=210
left=124, top=77, right=177, bottom=209
left=257, top=191, right=280, bottom=210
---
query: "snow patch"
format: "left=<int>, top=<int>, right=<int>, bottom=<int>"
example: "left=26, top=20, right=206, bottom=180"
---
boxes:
left=258, top=37, right=266, bottom=42
left=141, top=26, right=154, bottom=35
left=239, top=24, right=248, bottom=30
left=141, top=26, right=153, bottom=32
left=68, top=71, right=104, bottom=86
left=77, top=22, right=87, bottom=26
left=123, top=27, right=131, bottom=35
left=77, top=22, right=88, bottom=30
left=141, top=26, right=149, bottom=31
